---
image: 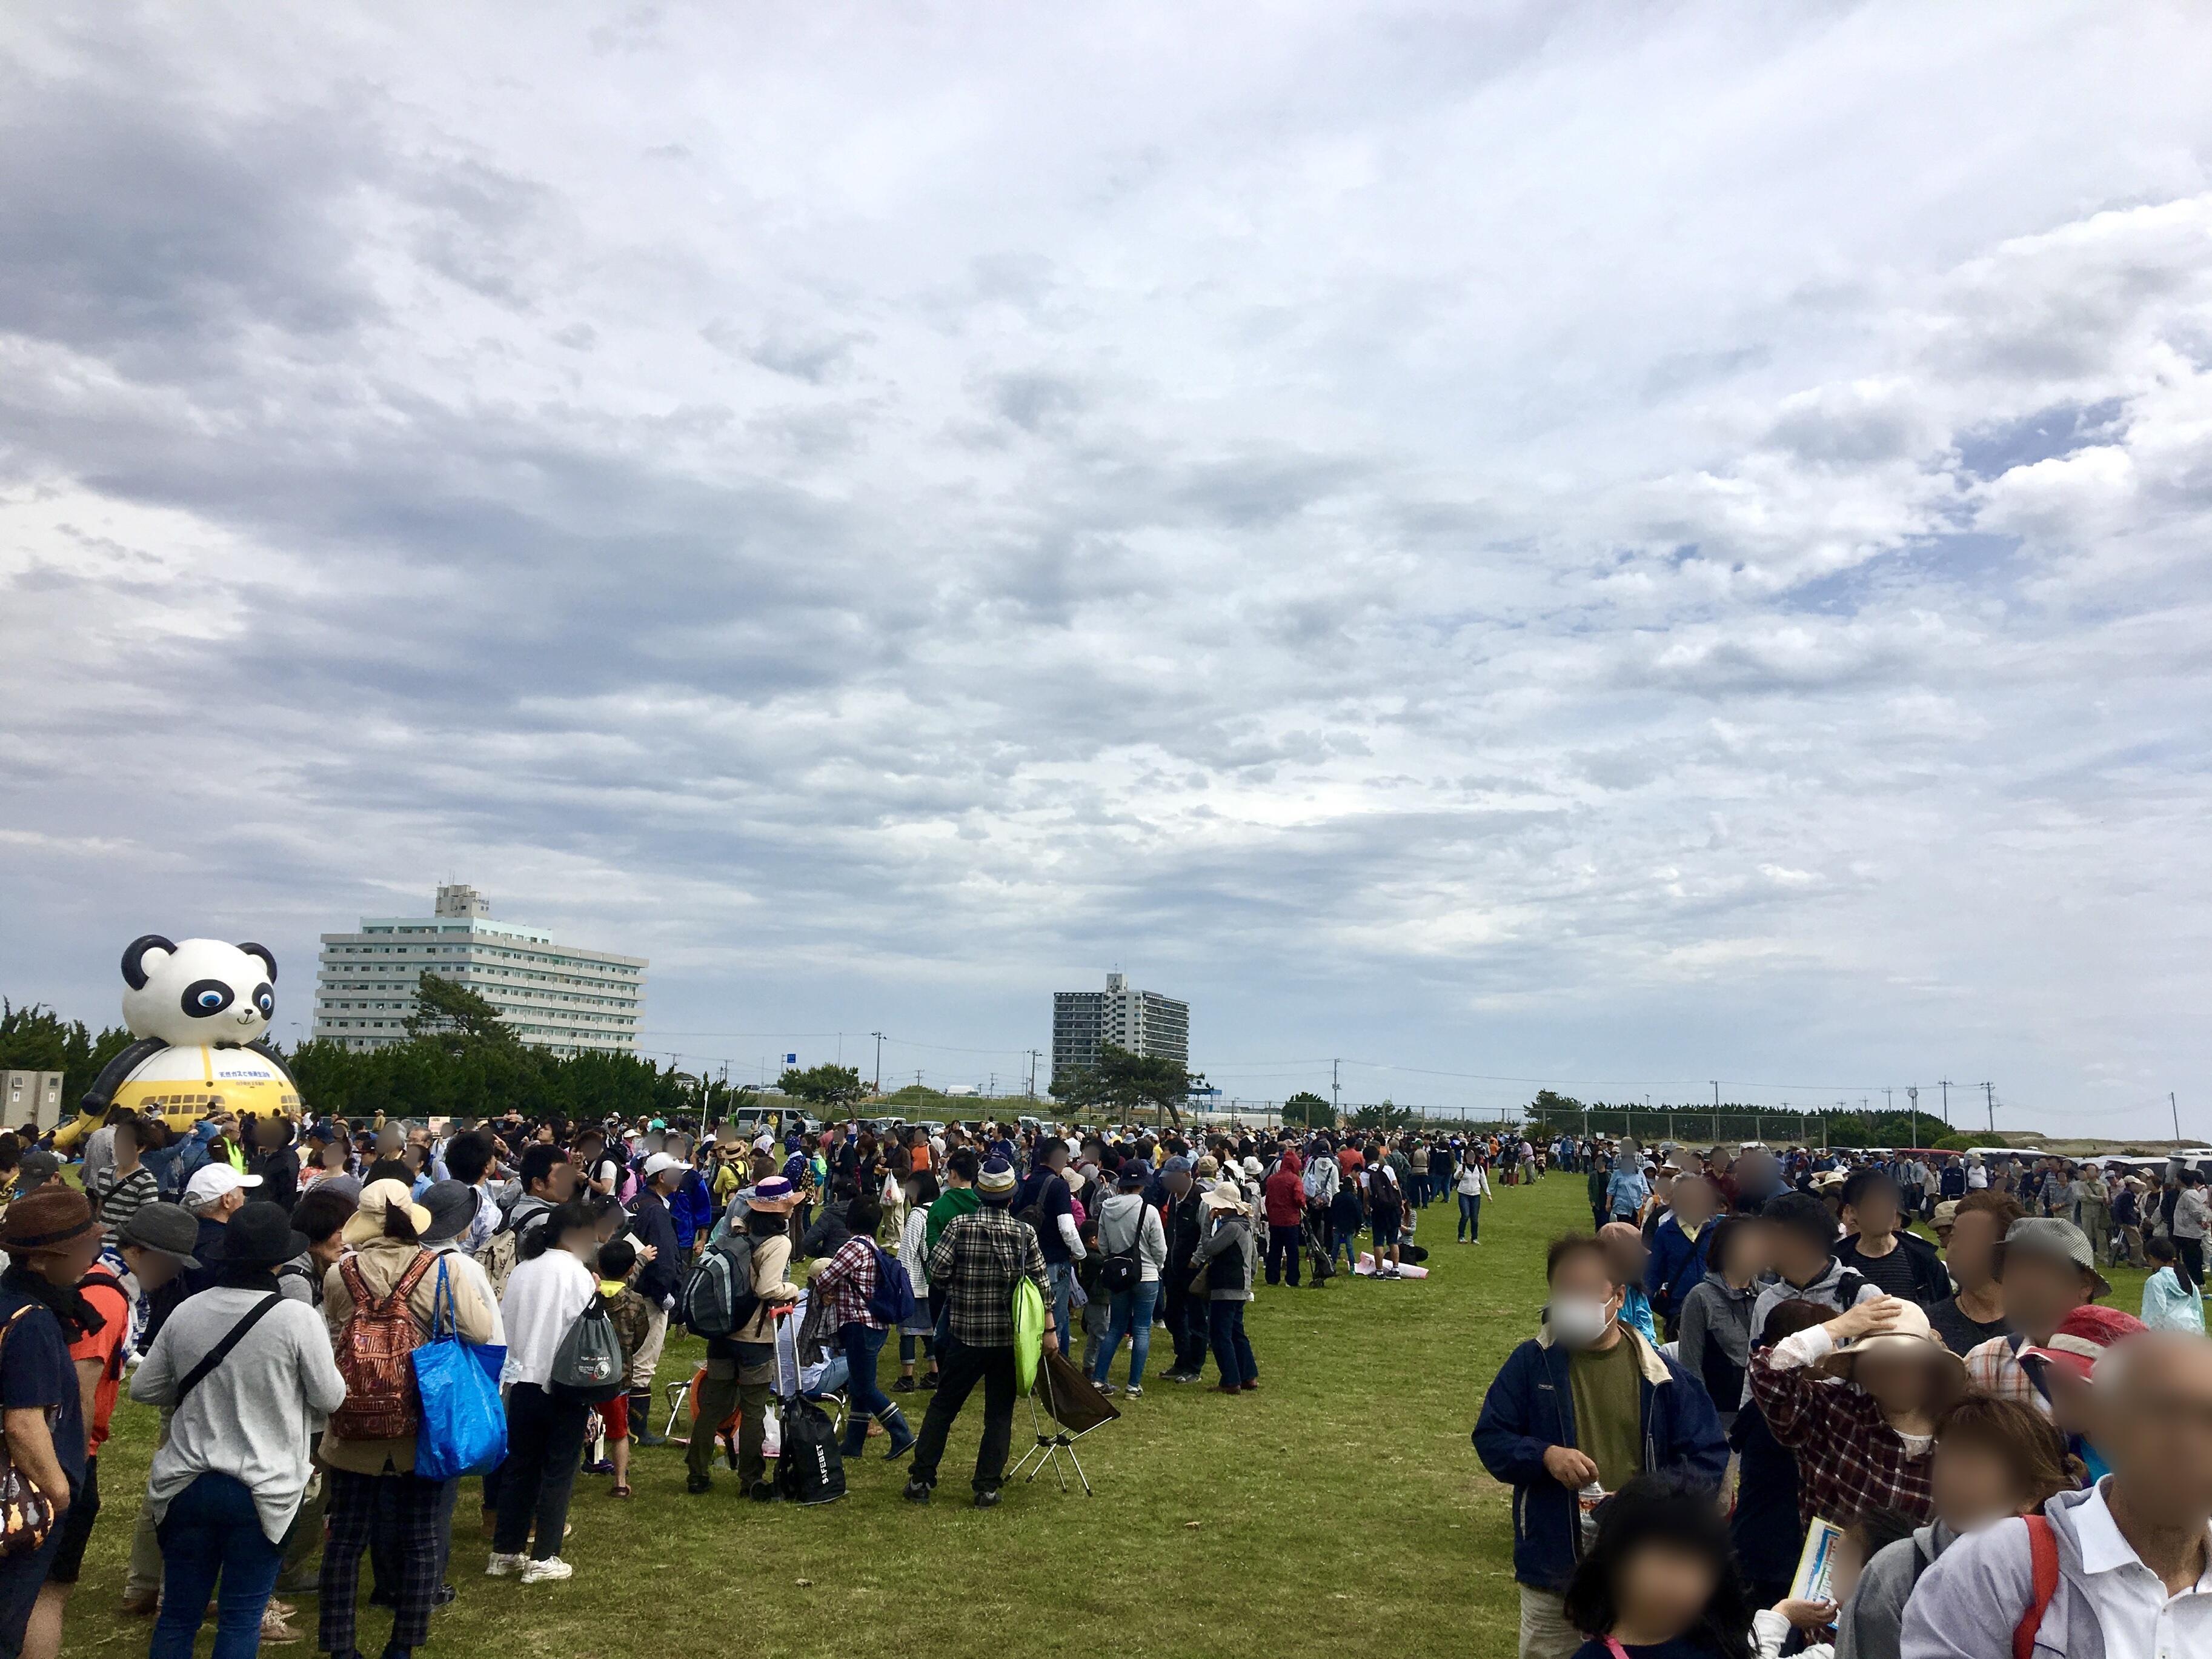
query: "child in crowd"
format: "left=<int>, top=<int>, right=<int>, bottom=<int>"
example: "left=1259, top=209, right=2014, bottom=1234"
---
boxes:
left=1750, top=1508, right=1913, bottom=1658
left=2141, top=1234, right=2206, bottom=1332
left=1563, top=1473, right=1758, bottom=1659
left=592, top=1236, right=653, bottom=1499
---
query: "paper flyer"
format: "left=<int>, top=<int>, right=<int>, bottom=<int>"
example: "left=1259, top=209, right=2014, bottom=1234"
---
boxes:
left=1791, top=1517, right=1846, bottom=1603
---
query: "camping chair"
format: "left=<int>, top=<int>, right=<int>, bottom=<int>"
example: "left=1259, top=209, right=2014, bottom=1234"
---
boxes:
left=1010, top=1348, right=1120, bottom=1496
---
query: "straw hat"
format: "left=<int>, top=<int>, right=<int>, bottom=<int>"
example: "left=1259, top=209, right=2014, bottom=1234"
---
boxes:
left=1201, top=1182, right=1248, bottom=1213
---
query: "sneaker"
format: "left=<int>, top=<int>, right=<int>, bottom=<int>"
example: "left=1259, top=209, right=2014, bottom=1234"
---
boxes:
left=686, top=1475, right=713, bottom=1495
left=1240, top=1379, right=1260, bottom=1391
left=1123, top=1385, right=1143, bottom=1398
left=902, top=1479, right=932, bottom=1505
left=749, top=1481, right=783, bottom=1503
left=433, top=1584, right=458, bottom=1607
left=1095, top=1381, right=1120, bottom=1397
left=920, top=1371, right=940, bottom=1389
left=893, top=1375, right=915, bottom=1392
left=259, top=1607, right=302, bottom=1644
left=973, top=1487, right=1002, bottom=1509
left=580, top=1459, right=614, bottom=1476
left=519, top=1557, right=574, bottom=1586
left=485, top=1553, right=526, bottom=1578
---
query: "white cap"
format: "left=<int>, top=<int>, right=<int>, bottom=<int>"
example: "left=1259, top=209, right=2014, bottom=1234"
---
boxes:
left=185, top=1165, right=262, bottom=1205
left=643, top=1152, right=684, bottom=1182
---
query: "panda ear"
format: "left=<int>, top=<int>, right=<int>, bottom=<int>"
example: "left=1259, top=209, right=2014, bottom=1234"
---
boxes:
left=236, top=942, right=277, bottom=984
left=122, top=934, right=178, bottom=991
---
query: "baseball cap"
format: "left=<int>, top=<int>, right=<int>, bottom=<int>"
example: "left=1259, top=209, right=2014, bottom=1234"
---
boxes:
left=185, top=1165, right=262, bottom=1206
left=643, top=1152, right=683, bottom=1182
left=2021, top=1305, right=2147, bottom=1381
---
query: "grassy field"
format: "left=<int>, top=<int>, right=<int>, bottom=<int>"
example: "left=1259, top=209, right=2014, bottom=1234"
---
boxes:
left=63, top=1174, right=2148, bottom=1658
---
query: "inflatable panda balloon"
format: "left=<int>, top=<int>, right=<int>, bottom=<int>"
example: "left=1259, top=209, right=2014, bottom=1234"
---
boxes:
left=50, top=935, right=304, bottom=1152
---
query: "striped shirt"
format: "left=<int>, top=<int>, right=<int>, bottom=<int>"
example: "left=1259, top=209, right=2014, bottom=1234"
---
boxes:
left=96, top=1166, right=159, bottom=1231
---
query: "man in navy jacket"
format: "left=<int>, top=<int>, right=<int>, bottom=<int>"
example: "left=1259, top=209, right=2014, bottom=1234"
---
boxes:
left=1474, top=1234, right=1727, bottom=1659
left=1644, top=1174, right=1719, bottom=1337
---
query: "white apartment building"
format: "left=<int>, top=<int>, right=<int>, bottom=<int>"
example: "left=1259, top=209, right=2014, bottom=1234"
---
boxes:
left=1051, top=971, right=1190, bottom=1083
left=313, top=884, right=646, bottom=1056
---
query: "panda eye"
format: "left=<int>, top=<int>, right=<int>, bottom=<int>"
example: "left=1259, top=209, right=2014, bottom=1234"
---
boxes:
left=254, top=985, right=275, bottom=1017
left=181, top=979, right=235, bottom=1019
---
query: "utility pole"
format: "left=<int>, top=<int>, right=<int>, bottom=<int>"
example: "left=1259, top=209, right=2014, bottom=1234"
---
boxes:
left=1332, top=1059, right=1341, bottom=1127
left=1027, top=1049, right=1040, bottom=1100
left=1939, top=1078, right=1952, bottom=1126
left=2174, top=1092, right=2184, bottom=1143
left=1710, top=1080, right=1720, bottom=1143
left=1980, top=1082, right=1994, bottom=1134
left=871, top=1031, right=884, bottom=1094
left=1907, top=1086, right=1919, bottom=1148
left=1883, top=1086, right=1893, bottom=1116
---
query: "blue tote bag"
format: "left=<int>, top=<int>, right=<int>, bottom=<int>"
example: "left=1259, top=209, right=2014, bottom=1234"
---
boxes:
left=411, top=1257, right=508, bottom=1480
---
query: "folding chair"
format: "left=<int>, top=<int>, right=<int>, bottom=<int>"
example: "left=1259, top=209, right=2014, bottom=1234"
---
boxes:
left=1010, top=1348, right=1120, bottom=1496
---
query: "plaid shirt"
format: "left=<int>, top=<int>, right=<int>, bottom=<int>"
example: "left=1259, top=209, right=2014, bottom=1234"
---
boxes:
left=811, top=1235, right=883, bottom=1329
left=1964, top=1332, right=2047, bottom=1412
left=1748, top=1328, right=1936, bottom=1527
left=926, top=1203, right=1048, bottom=1348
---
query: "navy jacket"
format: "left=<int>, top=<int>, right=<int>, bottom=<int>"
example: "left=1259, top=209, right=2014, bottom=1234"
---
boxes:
left=629, top=1188, right=683, bottom=1305
left=1473, top=1325, right=1728, bottom=1591
left=1644, top=1213, right=1712, bottom=1319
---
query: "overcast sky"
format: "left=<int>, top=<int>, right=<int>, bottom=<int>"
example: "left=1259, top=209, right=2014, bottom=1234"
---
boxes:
left=4, top=2, right=2210, bottom=1134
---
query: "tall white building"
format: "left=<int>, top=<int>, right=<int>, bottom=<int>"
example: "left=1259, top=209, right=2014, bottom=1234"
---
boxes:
left=1052, top=971, right=1189, bottom=1083
left=313, top=884, right=647, bottom=1055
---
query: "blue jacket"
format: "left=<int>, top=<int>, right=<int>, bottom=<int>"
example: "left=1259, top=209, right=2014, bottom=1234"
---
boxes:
left=1472, top=1324, right=1727, bottom=1591
left=1605, top=1166, right=1649, bottom=1219
left=1644, top=1214, right=1712, bottom=1319
left=670, top=1168, right=715, bottom=1250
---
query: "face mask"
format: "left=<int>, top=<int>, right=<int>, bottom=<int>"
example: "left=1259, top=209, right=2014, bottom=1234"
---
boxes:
left=1548, top=1294, right=1616, bottom=1350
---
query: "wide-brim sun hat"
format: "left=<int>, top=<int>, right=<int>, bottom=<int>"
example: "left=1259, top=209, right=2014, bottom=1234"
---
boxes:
left=1201, top=1183, right=1248, bottom=1212
left=746, top=1175, right=799, bottom=1214
left=344, top=1179, right=434, bottom=1248
left=1993, top=1217, right=2113, bottom=1300
left=1813, top=1298, right=1968, bottom=1392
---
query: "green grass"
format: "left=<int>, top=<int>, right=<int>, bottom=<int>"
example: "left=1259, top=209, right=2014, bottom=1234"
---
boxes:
left=63, top=1177, right=2146, bottom=1657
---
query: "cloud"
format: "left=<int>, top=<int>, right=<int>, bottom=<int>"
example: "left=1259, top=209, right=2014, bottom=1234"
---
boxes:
left=3, top=1, right=2211, bottom=1128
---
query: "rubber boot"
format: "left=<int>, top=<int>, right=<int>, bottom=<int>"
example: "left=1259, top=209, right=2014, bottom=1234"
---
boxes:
left=879, top=1403, right=917, bottom=1461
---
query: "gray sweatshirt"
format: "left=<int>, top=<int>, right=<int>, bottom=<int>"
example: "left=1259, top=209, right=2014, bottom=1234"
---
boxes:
left=130, top=1284, right=347, bottom=1543
left=1902, top=1487, right=2111, bottom=1659
left=1838, top=1520, right=1954, bottom=1659
left=1192, top=1211, right=1255, bottom=1301
left=1097, top=1192, right=1168, bottom=1283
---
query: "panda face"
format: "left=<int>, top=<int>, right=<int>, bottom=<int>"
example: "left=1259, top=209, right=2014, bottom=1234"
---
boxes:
left=121, top=936, right=279, bottom=1048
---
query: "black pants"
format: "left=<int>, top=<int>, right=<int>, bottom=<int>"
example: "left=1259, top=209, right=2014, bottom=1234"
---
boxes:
left=907, top=1335, right=1017, bottom=1494
left=493, top=1383, right=590, bottom=1559
left=1162, top=1273, right=1206, bottom=1374
left=322, top=1467, right=447, bottom=1654
left=1264, top=1222, right=1302, bottom=1286
left=2180, top=1237, right=2206, bottom=1292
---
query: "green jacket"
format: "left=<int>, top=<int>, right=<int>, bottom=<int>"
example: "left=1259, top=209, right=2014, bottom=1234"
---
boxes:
left=925, top=1186, right=981, bottom=1254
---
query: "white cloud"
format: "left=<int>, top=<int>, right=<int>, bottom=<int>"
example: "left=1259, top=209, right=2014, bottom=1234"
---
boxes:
left=3, top=1, right=2211, bottom=1128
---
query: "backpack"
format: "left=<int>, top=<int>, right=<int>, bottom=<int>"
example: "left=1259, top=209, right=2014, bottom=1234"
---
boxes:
left=677, top=1233, right=760, bottom=1340
left=863, top=1243, right=917, bottom=1327
left=328, top=1252, right=436, bottom=1443
left=774, top=1395, right=846, bottom=1504
left=550, top=1298, right=628, bottom=1403
left=2011, top=1515, right=2060, bottom=1659
left=474, top=1227, right=523, bottom=1303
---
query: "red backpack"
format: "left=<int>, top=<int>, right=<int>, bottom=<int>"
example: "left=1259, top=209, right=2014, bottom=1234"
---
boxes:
left=328, top=1252, right=435, bottom=1442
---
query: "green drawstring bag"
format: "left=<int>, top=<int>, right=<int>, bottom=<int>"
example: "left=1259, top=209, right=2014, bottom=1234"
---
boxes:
left=1012, top=1275, right=1046, bottom=1394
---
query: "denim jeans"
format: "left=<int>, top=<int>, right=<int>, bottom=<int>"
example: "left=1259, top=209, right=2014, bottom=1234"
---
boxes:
left=152, top=1472, right=282, bottom=1659
left=1091, top=1280, right=1161, bottom=1388
left=1332, top=1219, right=1361, bottom=1274
left=1046, top=1259, right=1076, bottom=1353
left=1459, top=1192, right=1483, bottom=1240
left=1206, top=1299, right=1256, bottom=1388
left=839, top=1322, right=895, bottom=1454
left=1264, top=1223, right=1303, bottom=1286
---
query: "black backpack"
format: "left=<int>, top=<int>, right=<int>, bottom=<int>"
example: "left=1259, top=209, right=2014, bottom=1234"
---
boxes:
left=774, top=1396, right=846, bottom=1504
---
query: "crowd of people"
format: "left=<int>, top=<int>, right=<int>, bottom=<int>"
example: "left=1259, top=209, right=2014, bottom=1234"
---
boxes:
left=1480, top=1135, right=2212, bottom=1659
left=0, top=1099, right=1530, bottom=1658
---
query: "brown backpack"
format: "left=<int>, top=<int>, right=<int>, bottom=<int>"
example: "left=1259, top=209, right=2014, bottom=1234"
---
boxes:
left=328, top=1251, right=435, bottom=1442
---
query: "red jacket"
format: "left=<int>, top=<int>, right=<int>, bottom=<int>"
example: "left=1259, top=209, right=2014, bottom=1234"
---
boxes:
left=1263, top=1157, right=1307, bottom=1226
